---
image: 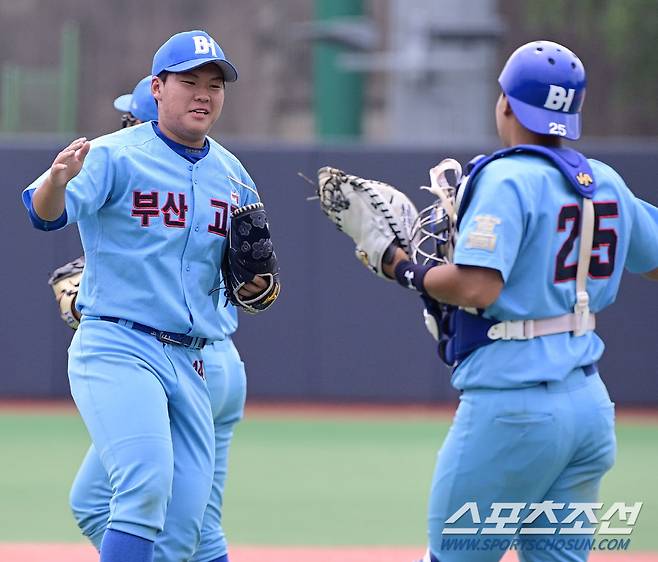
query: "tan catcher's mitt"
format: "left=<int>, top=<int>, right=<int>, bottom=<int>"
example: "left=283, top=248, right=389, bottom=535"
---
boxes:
left=316, top=167, right=418, bottom=279
left=48, top=256, right=84, bottom=330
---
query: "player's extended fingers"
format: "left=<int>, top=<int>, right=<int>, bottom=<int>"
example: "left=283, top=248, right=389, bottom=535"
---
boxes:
left=64, top=137, right=87, bottom=150
left=54, top=138, right=86, bottom=163
left=74, top=141, right=91, bottom=162
left=57, top=138, right=86, bottom=159
left=54, top=148, right=76, bottom=163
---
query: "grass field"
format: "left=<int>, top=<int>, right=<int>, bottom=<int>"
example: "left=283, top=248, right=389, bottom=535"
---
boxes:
left=0, top=406, right=656, bottom=554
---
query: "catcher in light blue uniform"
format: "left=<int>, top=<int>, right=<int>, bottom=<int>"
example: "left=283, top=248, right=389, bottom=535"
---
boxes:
left=47, top=74, right=247, bottom=562
left=22, top=30, right=273, bottom=562
left=318, top=40, right=658, bottom=562
left=390, top=41, right=658, bottom=562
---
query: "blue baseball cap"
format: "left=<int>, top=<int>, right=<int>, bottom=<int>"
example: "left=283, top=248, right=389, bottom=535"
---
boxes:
left=113, top=75, right=158, bottom=122
left=152, top=30, right=238, bottom=82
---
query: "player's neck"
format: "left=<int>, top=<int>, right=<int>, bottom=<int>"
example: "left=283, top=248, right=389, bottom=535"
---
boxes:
left=508, top=126, right=562, bottom=149
left=156, top=121, right=206, bottom=148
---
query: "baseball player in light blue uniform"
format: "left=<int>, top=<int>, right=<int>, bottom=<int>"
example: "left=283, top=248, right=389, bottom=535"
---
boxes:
left=383, top=41, right=658, bottom=562
left=61, top=74, right=247, bottom=562
left=22, top=30, right=262, bottom=562
left=113, top=74, right=160, bottom=127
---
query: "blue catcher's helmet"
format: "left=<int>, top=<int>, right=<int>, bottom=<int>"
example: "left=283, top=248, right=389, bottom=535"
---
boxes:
left=113, top=75, right=158, bottom=122
left=499, top=40, right=586, bottom=140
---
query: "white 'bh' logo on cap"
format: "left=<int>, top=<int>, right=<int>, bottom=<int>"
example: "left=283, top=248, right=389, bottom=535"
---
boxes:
left=193, top=36, right=218, bottom=57
left=544, top=85, right=575, bottom=112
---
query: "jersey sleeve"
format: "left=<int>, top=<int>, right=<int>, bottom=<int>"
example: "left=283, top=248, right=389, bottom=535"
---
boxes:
left=21, top=143, right=115, bottom=229
left=21, top=170, right=68, bottom=231
left=625, top=197, right=658, bottom=274
left=453, top=164, right=525, bottom=281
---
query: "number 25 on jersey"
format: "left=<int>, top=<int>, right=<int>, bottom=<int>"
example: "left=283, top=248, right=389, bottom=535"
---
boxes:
left=555, top=201, right=618, bottom=282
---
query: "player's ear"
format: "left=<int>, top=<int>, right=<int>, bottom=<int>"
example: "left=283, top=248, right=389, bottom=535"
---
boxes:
left=151, top=76, right=163, bottom=103
left=501, top=93, right=513, bottom=116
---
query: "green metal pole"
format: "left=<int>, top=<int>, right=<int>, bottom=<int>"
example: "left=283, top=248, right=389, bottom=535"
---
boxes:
left=1, top=64, right=21, bottom=132
left=313, top=0, right=364, bottom=139
left=58, top=21, right=80, bottom=134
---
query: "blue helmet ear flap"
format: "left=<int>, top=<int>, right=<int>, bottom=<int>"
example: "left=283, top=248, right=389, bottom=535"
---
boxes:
left=499, top=41, right=586, bottom=140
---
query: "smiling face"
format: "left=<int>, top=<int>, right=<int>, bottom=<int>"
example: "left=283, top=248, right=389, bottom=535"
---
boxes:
left=152, top=63, right=225, bottom=147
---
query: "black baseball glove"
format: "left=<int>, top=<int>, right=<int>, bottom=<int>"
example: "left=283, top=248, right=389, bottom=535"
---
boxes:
left=220, top=202, right=280, bottom=314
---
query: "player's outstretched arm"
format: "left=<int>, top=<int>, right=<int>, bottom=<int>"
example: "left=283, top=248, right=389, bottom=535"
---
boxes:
left=382, top=246, right=503, bottom=309
left=32, top=137, right=90, bottom=221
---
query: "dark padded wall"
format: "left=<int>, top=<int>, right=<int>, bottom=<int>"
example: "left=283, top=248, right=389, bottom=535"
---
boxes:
left=3, top=140, right=657, bottom=404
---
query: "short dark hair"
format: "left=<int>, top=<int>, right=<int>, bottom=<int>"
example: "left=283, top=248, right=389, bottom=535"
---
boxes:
left=157, top=71, right=169, bottom=83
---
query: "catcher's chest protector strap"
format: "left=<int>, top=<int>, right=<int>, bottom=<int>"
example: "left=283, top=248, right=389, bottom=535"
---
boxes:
left=438, top=146, right=598, bottom=367
left=457, top=145, right=596, bottom=229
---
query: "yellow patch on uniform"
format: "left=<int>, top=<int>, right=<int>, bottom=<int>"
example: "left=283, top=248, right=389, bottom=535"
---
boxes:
left=465, top=214, right=501, bottom=251
left=576, top=172, right=593, bottom=187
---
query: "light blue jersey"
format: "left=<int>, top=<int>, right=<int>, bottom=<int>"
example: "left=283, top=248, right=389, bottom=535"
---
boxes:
left=453, top=154, right=658, bottom=389
left=23, top=122, right=256, bottom=340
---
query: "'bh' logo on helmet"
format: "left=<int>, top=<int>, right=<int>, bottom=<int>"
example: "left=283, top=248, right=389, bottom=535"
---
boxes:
left=544, top=85, right=575, bottom=112
left=193, top=36, right=218, bottom=57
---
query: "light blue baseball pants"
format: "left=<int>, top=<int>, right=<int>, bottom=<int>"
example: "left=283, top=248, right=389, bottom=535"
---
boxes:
left=69, top=335, right=246, bottom=562
left=427, top=367, right=616, bottom=562
left=67, top=317, right=214, bottom=558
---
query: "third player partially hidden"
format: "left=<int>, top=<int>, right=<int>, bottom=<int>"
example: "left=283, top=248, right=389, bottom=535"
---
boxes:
left=317, top=41, right=658, bottom=562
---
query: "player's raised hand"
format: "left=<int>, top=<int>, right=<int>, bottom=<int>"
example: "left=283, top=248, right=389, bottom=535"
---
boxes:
left=49, top=137, right=91, bottom=189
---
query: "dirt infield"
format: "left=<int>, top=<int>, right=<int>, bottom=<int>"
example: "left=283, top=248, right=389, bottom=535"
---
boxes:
left=1, top=544, right=657, bottom=562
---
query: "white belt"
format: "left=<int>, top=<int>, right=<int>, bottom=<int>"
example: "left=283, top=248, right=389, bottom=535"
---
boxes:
left=487, top=312, right=596, bottom=341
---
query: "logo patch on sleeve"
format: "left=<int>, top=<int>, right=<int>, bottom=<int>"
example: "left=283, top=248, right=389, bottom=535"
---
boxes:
left=465, top=215, right=501, bottom=251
